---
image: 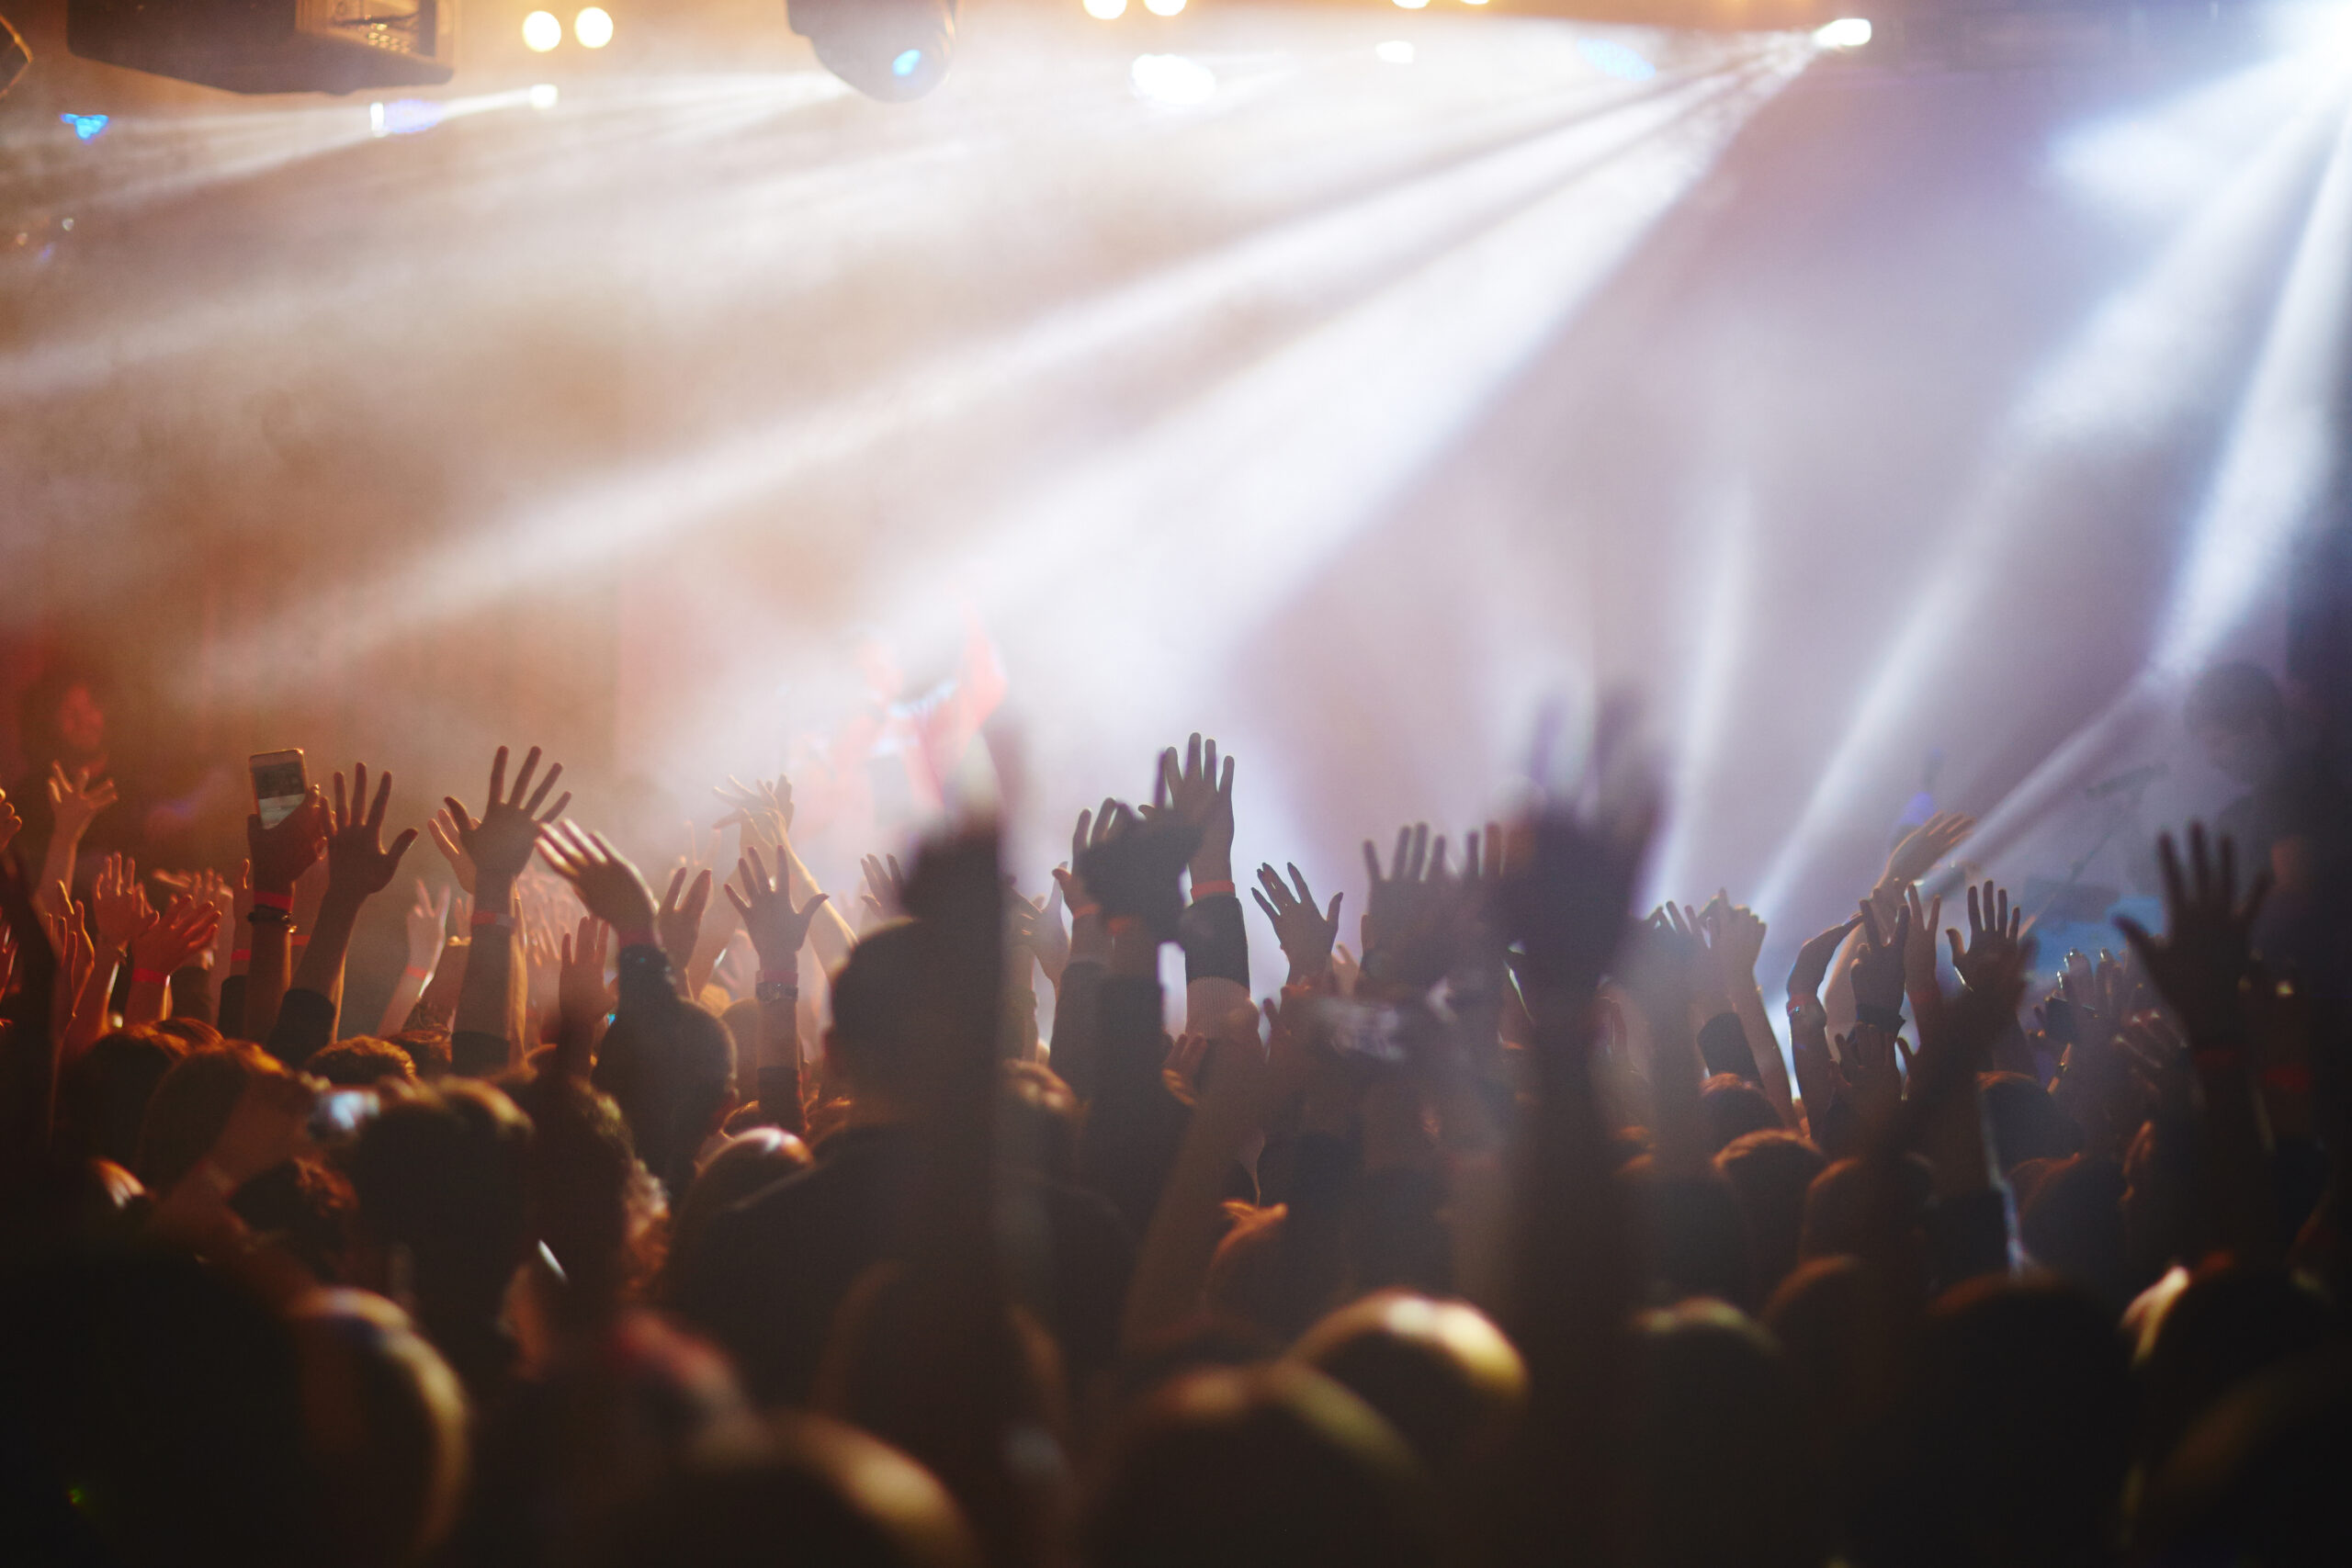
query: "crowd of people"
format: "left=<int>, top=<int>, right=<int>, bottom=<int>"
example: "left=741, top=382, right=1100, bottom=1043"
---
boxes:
left=0, top=660, right=2346, bottom=1568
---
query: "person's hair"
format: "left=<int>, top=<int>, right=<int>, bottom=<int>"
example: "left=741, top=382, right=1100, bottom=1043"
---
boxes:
left=1714, top=1130, right=1826, bottom=1301
left=2013, top=1154, right=2131, bottom=1307
left=134, top=1040, right=279, bottom=1196
left=2185, top=660, right=2286, bottom=739
left=601, top=1413, right=981, bottom=1568
left=341, top=1080, right=534, bottom=1336
left=150, top=1016, right=223, bottom=1052
left=503, top=1070, right=660, bottom=1318
left=2133, top=1261, right=2341, bottom=1476
left=1622, top=1159, right=1755, bottom=1311
left=14, top=660, right=113, bottom=764
left=1630, top=1301, right=1828, bottom=1568
left=1978, top=1072, right=2081, bottom=1173
left=286, top=1289, right=470, bottom=1568
left=1698, top=1074, right=1781, bottom=1154
left=387, top=1027, right=453, bottom=1080
left=594, top=998, right=734, bottom=1201
left=1289, top=1292, right=1527, bottom=1488
left=661, top=1126, right=811, bottom=1305
left=997, top=1059, right=1080, bottom=1187
left=824, top=920, right=936, bottom=1104
left=310, top=1036, right=419, bottom=1087
left=1854, top=1278, right=2133, bottom=1568
left=1082, top=1362, right=1442, bottom=1568
left=62, top=1026, right=187, bottom=1167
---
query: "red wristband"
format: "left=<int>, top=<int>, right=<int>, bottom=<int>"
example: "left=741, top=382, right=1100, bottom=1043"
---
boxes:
left=289, top=934, right=311, bottom=948
left=1191, top=880, right=1236, bottom=899
left=616, top=929, right=658, bottom=951
left=231, top=949, right=251, bottom=964
left=130, top=967, right=169, bottom=987
left=471, top=909, right=512, bottom=931
left=1106, top=914, right=1146, bottom=938
left=252, top=889, right=294, bottom=912
left=402, top=964, right=433, bottom=980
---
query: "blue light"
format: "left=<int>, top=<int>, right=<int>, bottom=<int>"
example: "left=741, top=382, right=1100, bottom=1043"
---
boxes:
left=62, top=113, right=109, bottom=141
left=377, top=99, right=446, bottom=136
left=891, top=48, right=922, bottom=77
left=1577, top=39, right=1656, bottom=82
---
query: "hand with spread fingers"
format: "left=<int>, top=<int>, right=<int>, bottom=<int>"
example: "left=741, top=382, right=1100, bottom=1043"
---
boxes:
left=1252, top=862, right=1342, bottom=985
left=441, top=745, right=571, bottom=887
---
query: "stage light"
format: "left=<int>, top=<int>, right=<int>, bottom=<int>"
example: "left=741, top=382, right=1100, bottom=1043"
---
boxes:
left=1577, top=38, right=1656, bottom=80
left=575, top=7, right=613, bottom=48
left=62, top=111, right=109, bottom=141
left=523, top=10, right=561, bottom=51
left=1145, top=0, right=1185, bottom=14
left=529, top=83, right=560, bottom=108
left=1375, top=39, right=1415, bottom=63
left=1814, top=17, right=1871, bottom=48
left=1130, top=51, right=1215, bottom=104
left=787, top=0, right=956, bottom=101
left=1394, top=0, right=1430, bottom=9
left=1084, top=0, right=1126, bottom=16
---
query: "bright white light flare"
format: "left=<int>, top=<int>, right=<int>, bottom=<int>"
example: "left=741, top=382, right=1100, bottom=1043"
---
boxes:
left=1814, top=17, right=1872, bottom=48
left=1145, top=0, right=1186, bottom=15
left=1376, top=40, right=1416, bottom=64
left=1083, top=0, right=1127, bottom=16
left=1130, top=53, right=1216, bottom=105
left=522, top=10, right=561, bottom=51
left=575, top=7, right=614, bottom=49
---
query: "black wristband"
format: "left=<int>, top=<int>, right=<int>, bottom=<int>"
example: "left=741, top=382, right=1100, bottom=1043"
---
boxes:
left=246, top=906, right=289, bottom=927
left=755, top=980, right=799, bottom=1005
left=1854, top=1001, right=1905, bottom=1032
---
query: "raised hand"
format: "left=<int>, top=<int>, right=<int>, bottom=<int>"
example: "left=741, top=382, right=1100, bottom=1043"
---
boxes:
left=1147, top=733, right=1236, bottom=883
left=406, top=878, right=452, bottom=973
left=1831, top=1021, right=1905, bottom=1127
left=1787, top=915, right=1861, bottom=1010
left=559, top=915, right=615, bottom=1025
left=1252, top=862, right=1342, bottom=983
left=248, top=784, right=326, bottom=895
left=1074, top=800, right=1197, bottom=941
left=1884, top=809, right=1975, bottom=888
left=860, top=852, right=908, bottom=927
left=321, top=763, right=419, bottom=903
left=657, top=863, right=714, bottom=977
left=2114, top=824, right=2271, bottom=1044
left=1698, top=891, right=1767, bottom=992
left=714, top=774, right=794, bottom=849
left=1497, top=765, right=1658, bottom=1006
left=1023, top=878, right=1070, bottom=986
left=1849, top=897, right=1911, bottom=1023
left=425, top=808, right=479, bottom=896
left=46, top=762, right=119, bottom=844
left=1358, top=824, right=1467, bottom=991
left=724, top=844, right=831, bottom=970
left=1901, top=884, right=1943, bottom=1003
left=1050, top=799, right=1122, bottom=921
left=130, top=894, right=221, bottom=977
left=91, top=853, right=156, bottom=954
left=1944, top=879, right=2028, bottom=994
left=537, top=822, right=657, bottom=939
left=440, top=745, right=570, bottom=886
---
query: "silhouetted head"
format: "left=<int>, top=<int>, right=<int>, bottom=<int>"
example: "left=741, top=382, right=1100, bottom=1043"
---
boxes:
left=18, top=663, right=112, bottom=767
left=310, top=1037, right=419, bottom=1087
left=2135, top=1348, right=2352, bottom=1567
left=386, top=1027, right=453, bottom=1080
left=1857, top=1278, right=2133, bottom=1568
left=602, top=1412, right=980, bottom=1568
left=62, top=1026, right=186, bottom=1168
left=594, top=997, right=736, bottom=1201
left=2134, top=1261, right=2340, bottom=1476
left=824, top=920, right=940, bottom=1109
left=2014, top=1154, right=2131, bottom=1307
left=1762, top=1255, right=1902, bottom=1447
left=662, top=1125, right=812, bottom=1304
left=1699, top=1075, right=1781, bottom=1154
left=503, top=1071, right=659, bottom=1320
left=1083, top=1362, right=1441, bottom=1568
left=1978, top=1072, right=2081, bottom=1173
left=286, top=1288, right=469, bottom=1568
left=1630, top=1301, right=1828, bottom=1568
left=1290, top=1292, right=1527, bottom=1486
left=341, top=1080, right=533, bottom=1381
left=1621, top=1157, right=1755, bottom=1311
left=134, top=1040, right=277, bottom=1196
left=1714, top=1130, right=1826, bottom=1300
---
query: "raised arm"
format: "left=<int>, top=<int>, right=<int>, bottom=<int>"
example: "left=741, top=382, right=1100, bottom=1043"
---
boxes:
left=443, top=745, right=571, bottom=1075
left=723, top=843, right=830, bottom=1135
left=243, top=787, right=326, bottom=1048
left=271, top=763, right=417, bottom=1063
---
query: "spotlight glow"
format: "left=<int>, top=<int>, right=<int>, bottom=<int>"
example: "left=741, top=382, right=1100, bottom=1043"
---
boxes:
left=529, top=83, right=560, bottom=109
left=574, top=7, right=614, bottom=49
left=1083, top=0, right=1126, bottom=15
left=1145, top=0, right=1186, bottom=14
left=1814, top=17, right=1872, bottom=49
left=522, top=10, right=561, bottom=51
left=1130, top=52, right=1216, bottom=105
left=1578, top=38, right=1657, bottom=81
left=1394, top=0, right=1430, bottom=9
left=1375, top=40, right=1416, bottom=64
left=892, top=48, right=924, bottom=77
left=62, top=113, right=110, bottom=141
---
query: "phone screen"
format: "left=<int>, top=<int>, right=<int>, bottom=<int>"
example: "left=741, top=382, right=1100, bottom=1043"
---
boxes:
left=252, top=753, right=307, bottom=828
left=307, top=1089, right=379, bottom=1143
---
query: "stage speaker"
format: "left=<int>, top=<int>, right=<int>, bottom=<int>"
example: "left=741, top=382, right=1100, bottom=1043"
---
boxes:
left=68, top=0, right=456, bottom=95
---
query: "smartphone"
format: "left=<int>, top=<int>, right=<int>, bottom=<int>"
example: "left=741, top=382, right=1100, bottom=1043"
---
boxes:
left=251, top=749, right=308, bottom=829
left=307, top=1088, right=379, bottom=1143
